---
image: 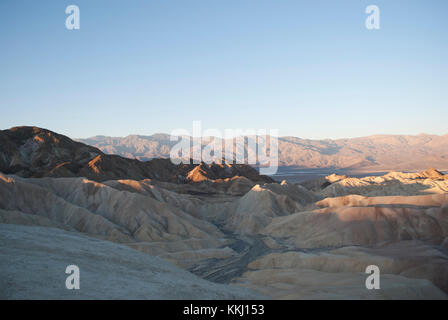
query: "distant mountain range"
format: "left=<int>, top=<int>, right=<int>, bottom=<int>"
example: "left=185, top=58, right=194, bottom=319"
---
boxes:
left=79, top=133, right=448, bottom=172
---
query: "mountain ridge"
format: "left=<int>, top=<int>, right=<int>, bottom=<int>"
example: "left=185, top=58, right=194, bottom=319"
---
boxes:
left=78, top=132, right=448, bottom=171
left=0, top=126, right=273, bottom=183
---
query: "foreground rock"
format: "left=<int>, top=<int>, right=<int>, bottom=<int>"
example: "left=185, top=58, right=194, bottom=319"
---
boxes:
left=235, top=268, right=446, bottom=300
left=234, top=241, right=448, bottom=298
left=0, top=224, right=265, bottom=299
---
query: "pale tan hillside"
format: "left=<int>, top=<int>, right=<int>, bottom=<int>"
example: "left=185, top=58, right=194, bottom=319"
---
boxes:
left=224, top=184, right=304, bottom=234
left=316, top=168, right=448, bottom=198
left=262, top=202, right=448, bottom=248
left=235, top=241, right=448, bottom=299
left=317, top=193, right=448, bottom=208
left=0, top=172, right=254, bottom=269
left=0, top=173, right=224, bottom=242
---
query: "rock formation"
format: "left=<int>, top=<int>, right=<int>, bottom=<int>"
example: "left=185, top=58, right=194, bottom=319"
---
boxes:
left=0, top=126, right=272, bottom=183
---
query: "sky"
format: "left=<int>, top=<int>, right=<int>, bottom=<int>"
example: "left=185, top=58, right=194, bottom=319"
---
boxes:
left=0, top=0, right=447, bottom=139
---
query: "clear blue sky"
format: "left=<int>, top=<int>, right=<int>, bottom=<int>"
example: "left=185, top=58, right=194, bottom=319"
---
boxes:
left=1, top=0, right=447, bottom=139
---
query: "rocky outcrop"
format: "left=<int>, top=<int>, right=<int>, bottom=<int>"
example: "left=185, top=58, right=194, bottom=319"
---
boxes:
left=186, top=162, right=273, bottom=184
left=0, top=126, right=272, bottom=184
left=224, top=184, right=306, bottom=234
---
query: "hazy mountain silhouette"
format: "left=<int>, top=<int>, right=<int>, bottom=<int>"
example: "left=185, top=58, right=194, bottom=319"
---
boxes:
left=79, top=133, right=448, bottom=172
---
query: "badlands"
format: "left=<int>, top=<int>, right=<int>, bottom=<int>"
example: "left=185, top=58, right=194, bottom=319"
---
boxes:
left=1, top=127, right=448, bottom=299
